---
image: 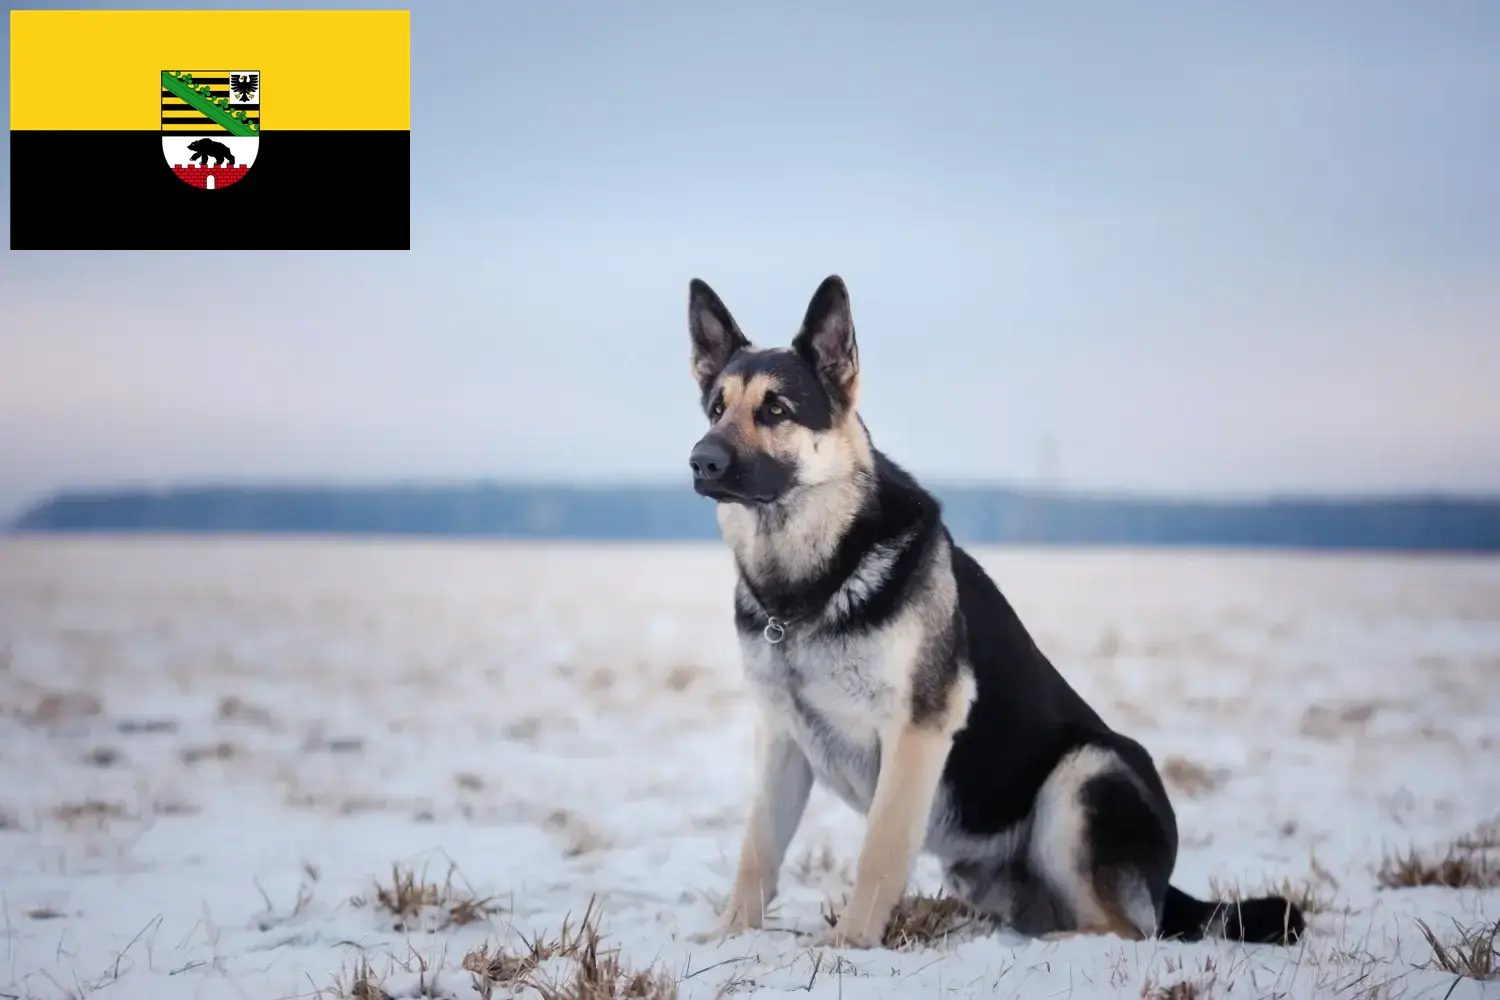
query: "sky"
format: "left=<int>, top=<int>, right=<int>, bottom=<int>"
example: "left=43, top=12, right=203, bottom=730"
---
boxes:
left=3, top=1, right=1499, bottom=518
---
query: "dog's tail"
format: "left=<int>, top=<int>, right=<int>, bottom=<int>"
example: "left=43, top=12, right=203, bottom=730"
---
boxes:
left=1160, top=884, right=1305, bottom=945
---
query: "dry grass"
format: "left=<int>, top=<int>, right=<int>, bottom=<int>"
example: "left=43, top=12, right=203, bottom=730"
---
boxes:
left=26, top=691, right=103, bottom=724
left=465, top=897, right=675, bottom=1000
left=1415, top=917, right=1499, bottom=981
left=819, top=891, right=987, bottom=950
left=1456, top=818, right=1500, bottom=852
left=466, top=898, right=607, bottom=998
left=52, top=799, right=127, bottom=825
left=357, top=862, right=503, bottom=931
left=1377, top=844, right=1499, bottom=890
left=180, top=741, right=240, bottom=764
left=115, top=717, right=178, bottom=734
left=1209, top=854, right=1340, bottom=916
left=1160, top=756, right=1229, bottom=798
left=254, top=863, right=320, bottom=931
left=880, top=893, right=989, bottom=949
left=531, top=920, right=677, bottom=1000
left=320, top=956, right=391, bottom=1000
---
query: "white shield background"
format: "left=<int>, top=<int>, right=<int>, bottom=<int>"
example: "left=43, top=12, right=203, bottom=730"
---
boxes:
left=161, top=135, right=260, bottom=172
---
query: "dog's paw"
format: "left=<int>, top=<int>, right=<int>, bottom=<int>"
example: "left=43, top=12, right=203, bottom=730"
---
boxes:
left=812, top=921, right=882, bottom=950
left=689, top=907, right=762, bottom=944
left=688, top=926, right=732, bottom=945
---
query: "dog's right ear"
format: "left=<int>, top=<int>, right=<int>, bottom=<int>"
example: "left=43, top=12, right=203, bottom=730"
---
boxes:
left=688, top=279, right=750, bottom=394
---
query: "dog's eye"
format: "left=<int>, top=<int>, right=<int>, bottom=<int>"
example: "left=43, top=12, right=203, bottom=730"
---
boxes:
left=710, top=400, right=725, bottom=420
left=760, top=399, right=789, bottom=423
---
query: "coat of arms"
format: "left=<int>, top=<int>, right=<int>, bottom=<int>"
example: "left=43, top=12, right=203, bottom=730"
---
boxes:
left=161, top=70, right=261, bottom=189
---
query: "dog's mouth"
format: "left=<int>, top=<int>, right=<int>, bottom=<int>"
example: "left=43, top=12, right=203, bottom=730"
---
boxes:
left=693, top=480, right=780, bottom=505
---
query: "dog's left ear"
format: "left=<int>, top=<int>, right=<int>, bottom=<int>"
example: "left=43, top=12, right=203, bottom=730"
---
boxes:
left=793, top=275, right=859, bottom=409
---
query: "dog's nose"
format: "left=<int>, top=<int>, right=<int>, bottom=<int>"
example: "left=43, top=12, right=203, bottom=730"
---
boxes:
left=689, top=438, right=732, bottom=481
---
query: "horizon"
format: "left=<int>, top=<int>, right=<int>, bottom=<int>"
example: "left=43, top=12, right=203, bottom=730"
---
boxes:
left=12, top=475, right=1500, bottom=529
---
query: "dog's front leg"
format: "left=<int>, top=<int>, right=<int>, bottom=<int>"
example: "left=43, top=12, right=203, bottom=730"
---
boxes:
left=817, top=717, right=956, bottom=949
left=694, top=712, right=813, bottom=941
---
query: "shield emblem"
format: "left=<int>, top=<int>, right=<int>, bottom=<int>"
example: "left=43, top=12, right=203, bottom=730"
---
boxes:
left=161, top=70, right=260, bottom=189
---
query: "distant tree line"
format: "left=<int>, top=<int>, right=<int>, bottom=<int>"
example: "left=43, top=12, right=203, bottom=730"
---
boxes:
left=10, top=484, right=1500, bottom=552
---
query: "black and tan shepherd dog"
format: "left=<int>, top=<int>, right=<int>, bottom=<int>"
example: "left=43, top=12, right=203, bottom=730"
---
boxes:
left=684, top=275, right=1305, bottom=949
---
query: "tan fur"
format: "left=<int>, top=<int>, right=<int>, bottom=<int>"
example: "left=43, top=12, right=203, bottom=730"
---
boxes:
left=820, top=724, right=951, bottom=947
left=712, top=371, right=785, bottom=455
left=716, top=403, right=875, bottom=586
left=821, top=667, right=973, bottom=948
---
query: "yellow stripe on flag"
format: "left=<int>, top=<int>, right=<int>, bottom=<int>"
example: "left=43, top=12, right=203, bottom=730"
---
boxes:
left=10, top=9, right=409, bottom=131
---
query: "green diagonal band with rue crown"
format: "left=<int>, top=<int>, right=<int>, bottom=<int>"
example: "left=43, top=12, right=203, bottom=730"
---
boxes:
left=160, top=71, right=258, bottom=136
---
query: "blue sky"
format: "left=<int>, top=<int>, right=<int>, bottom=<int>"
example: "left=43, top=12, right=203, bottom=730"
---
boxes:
left=3, top=1, right=1498, bottom=516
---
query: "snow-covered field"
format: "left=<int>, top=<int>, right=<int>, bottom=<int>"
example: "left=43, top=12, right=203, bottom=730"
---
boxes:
left=1, top=537, right=1497, bottom=999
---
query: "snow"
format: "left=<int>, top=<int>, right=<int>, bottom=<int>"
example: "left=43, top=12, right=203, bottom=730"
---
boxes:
left=1, top=537, right=1497, bottom=999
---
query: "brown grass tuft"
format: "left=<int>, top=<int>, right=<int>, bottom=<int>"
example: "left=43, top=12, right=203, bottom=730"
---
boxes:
left=1377, top=845, right=1499, bottom=890
left=530, top=911, right=677, bottom=1000
left=26, top=907, right=66, bottom=920
left=1456, top=818, right=1500, bottom=853
left=817, top=891, right=987, bottom=950
left=180, top=741, right=240, bottom=764
left=1415, top=917, right=1499, bottom=981
left=1160, top=756, right=1229, bottom=798
left=879, top=893, right=989, bottom=949
left=320, top=956, right=392, bottom=1000
left=359, top=862, right=503, bottom=931
left=27, top=691, right=103, bottom=724
left=53, top=799, right=126, bottom=825
left=465, top=898, right=600, bottom=998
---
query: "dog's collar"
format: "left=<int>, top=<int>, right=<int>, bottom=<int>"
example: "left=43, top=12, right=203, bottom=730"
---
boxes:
left=762, top=616, right=792, bottom=645
left=736, top=573, right=807, bottom=645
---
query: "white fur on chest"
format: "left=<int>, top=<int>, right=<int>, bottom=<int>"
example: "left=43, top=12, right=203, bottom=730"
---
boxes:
left=740, top=617, right=921, bottom=814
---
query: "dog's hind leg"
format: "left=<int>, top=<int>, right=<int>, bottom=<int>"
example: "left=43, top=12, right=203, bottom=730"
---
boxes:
left=945, top=856, right=1072, bottom=937
left=694, top=712, right=813, bottom=940
left=1027, top=745, right=1175, bottom=941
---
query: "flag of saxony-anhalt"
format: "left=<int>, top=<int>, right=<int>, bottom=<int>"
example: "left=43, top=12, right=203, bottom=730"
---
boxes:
left=9, top=9, right=410, bottom=250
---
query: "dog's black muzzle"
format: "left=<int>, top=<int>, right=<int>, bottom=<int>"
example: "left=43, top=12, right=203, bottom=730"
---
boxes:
left=689, top=433, right=790, bottom=504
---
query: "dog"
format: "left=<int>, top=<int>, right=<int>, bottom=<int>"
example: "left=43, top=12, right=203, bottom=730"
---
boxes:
left=685, top=275, right=1306, bottom=950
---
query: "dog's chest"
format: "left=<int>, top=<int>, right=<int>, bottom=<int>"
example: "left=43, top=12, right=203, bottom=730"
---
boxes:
left=740, top=630, right=898, bottom=813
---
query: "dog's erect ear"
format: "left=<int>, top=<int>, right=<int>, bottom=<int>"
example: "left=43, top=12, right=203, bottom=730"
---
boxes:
left=688, top=279, right=750, bottom=394
left=792, top=275, right=859, bottom=409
